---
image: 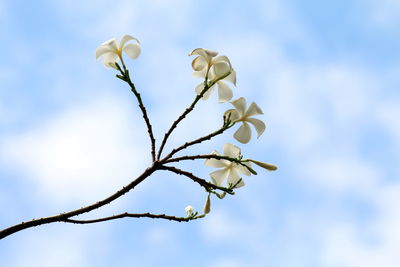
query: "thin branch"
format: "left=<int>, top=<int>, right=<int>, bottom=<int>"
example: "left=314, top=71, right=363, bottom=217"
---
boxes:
left=159, top=165, right=234, bottom=194
left=0, top=165, right=158, bottom=239
left=156, top=80, right=212, bottom=160
left=62, top=212, right=205, bottom=224
left=117, top=66, right=156, bottom=162
left=161, top=123, right=233, bottom=162
left=164, top=154, right=257, bottom=175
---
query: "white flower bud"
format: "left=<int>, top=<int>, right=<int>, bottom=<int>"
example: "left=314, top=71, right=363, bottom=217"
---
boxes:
left=185, top=205, right=194, bottom=217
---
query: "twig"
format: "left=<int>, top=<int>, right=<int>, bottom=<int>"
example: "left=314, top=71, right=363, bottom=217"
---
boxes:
left=161, top=123, right=233, bottom=162
left=156, top=80, right=213, bottom=160
left=117, top=66, right=156, bottom=162
left=62, top=212, right=205, bottom=224
left=164, top=154, right=257, bottom=175
left=159, top=165, right=234, bottom=194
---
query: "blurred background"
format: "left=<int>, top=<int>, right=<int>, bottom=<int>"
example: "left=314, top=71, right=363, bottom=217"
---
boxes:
left=0, top=0, right=399, bottom=266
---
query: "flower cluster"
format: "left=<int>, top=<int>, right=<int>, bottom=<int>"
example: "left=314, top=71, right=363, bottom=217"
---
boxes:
left=190, top=48, right=236, bottom=103
left=96, top=36, right=277, bottom=219
left=188, top=48, right=275, bottom=192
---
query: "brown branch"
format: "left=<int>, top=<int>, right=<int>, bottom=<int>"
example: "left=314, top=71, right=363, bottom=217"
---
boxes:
left=161, top=123, right=233, bottom=162
left=156, top=80, right=214, bottom=160
left=159, top=165, right=234, bottom=194
left=164, top=154, right=257, bottom=175
left=0, top=164, right=158, bottom=240
left=117, top=67, right=156, bottom=162
left=62, top=212, right=205, bottom=224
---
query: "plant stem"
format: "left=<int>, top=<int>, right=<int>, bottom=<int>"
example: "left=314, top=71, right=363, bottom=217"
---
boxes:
left=62, top=212, right=205, bottom=224
left=0, top=165, right=157, bottom=240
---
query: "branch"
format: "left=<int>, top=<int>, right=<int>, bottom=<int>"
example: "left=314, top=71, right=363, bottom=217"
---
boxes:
left=161, top=122, right=233, bottom=161
left=62, top=212, right=205, bottom=224
left=159, top=165, right=234, bottom=194
left=117, top=66, right=156, bottom=162
left=156, top=80, right=212, bottom=160
left=164, top=154, right=257, bottom=175
left=0, top=165, right=158, bottom=239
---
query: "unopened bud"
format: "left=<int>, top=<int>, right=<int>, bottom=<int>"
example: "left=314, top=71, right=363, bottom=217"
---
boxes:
left=249, top=159, right=278, bottom=171
left=203, top=194, right=211, bottom=214
left=185, top=205, right=194, bottom=217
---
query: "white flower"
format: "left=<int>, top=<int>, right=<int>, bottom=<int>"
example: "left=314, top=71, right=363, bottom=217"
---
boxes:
left=224, top=97, right=266, bottom=144
left=189, top=48, right=236, bottom=102
left=95, top=35, right=141, bottom=69
left=205, top=143, right=252, bottom=188
left=185, top=205, right=194, bottom=217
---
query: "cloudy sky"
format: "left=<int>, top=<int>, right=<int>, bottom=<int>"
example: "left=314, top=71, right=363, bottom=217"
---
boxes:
left=1, top=0, right=399, bottom=266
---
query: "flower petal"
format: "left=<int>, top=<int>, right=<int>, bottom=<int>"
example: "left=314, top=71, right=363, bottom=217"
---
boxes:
left=236, top=162, right=252, bottom=176
left=224, top=109, right=240, bottom=122
left=120, top=34, right=140, bottom=48
left=245, top=102, right=264, bottom=117
left=189, top=48, right=218, bottom=59
left=192, top=56, right=208, bottom=71
left=227, top=169, right=245, bottom=188
left=210, top=169, right=229, bottom=186
left=224, top=69, right=237, bottom=86
left=205, top=158, right=229, bottom=168
left=192, top=69, right=207, bottom=78
left=101, top=38, right=118, bottom=52
left=194, top=83, right=205, bottom=95
left=205, top=151, right=230, bottom=168
left=196, top=83, right=214, bottom=100
left=202, top=84, right=214, bottom=100
left=233, top=122, right=252, bottom=144
left=123, top=43, right=141, bottom=59
left=95, top=45, right=114, bottom=59
left=231, top=97, right=247, bottom=116
left=246, top=117, right=266, bottom=138
left=223, top=143, right=241, bottom=158
left=102, top=53, right=119, bottom=68
left=217, top=81, right=233, bottom=103
left=212, top=61, right=231, bottom=79
left=212, top=55, right=231, bottom=64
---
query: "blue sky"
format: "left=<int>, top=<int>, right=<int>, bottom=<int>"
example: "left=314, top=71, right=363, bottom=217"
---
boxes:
left=1, top=0, right=399, bottom=266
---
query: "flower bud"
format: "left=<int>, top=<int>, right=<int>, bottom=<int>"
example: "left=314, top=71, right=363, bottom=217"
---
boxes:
left=203, top=195, right=211, bottom=214
left=185, top=205, right=194, bottom=217
left=249, top=159, right=278, bottom=171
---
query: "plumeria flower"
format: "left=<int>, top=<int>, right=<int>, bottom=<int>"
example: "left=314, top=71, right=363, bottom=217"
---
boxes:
left=95, top=35, right=141, bottom=69
left=185, top=206, right=194, bottom=217
left=205, top=143, right=252, bottom=188
left=224, top=97, right=266, bottom=144
left=189, top=48, right=236, bottom=102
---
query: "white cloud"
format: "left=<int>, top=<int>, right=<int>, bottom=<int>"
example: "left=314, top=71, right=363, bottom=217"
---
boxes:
left=366, top=0, right=400, bottom=26
left=145, top=226, right=177, bottom=247
left=208, top=258, right=245, bottom=267
left=321, top=183, right=400, bottom=267
left=1, top=94, right=149, bottom=206
left=50, top=0, right=194, bottom=40
left=376, top=101, right=400, bottom=146
left=302, top=155, right=381, bottom=195
left=0, top=0, right=5, bottom=18
left=200, top=210, right=250, bottom=243
left=1, top=225, right=113, bottom=267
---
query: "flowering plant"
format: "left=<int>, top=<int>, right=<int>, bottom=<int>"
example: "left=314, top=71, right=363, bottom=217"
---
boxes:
left=0, top=35, right=276, bottom=239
